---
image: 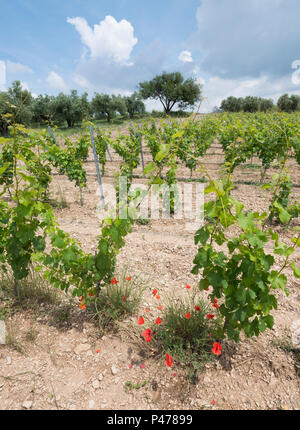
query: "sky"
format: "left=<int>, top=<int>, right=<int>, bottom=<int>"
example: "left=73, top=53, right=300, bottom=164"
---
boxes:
left=0, top=0, right=300, bottom=112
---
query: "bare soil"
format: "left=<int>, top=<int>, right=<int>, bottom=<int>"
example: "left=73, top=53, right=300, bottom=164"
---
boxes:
left=0, top=125, right=299, bottom=411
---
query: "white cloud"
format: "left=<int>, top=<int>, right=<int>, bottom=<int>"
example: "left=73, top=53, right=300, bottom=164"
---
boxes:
left=190, top=0, right=300, bottom=78
left=46, top=71, right=68, bottom=92
left=73, top=73, right=91, bottom=89
left=6, top=61, right=33, bottom=75
left=197, top=73, right=300, bottom=113
left=0, top=60, right=6, bottom=90
left=67, top=15, right=138, bottom=65
left=178, top=50, right=193, bottom=63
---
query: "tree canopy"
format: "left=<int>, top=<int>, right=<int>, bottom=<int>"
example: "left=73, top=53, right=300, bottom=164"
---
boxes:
left=139, top=72, right=202, bottom=114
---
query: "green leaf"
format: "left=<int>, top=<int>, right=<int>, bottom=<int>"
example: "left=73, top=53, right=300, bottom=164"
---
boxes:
left=291, top=261, right=300, bottom=278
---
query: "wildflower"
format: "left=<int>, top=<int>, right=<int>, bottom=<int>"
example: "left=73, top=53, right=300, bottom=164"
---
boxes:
left=123, top=295, right=126, bottom=302
left=213, top=303, right=220, bottom=310
left=156, top=295, right=160, bottom=300
left=155, top=317, right=162, bottom=325
left=142, top=329, right=152, bottom=342
left=80, top=302, right=86, bottom=310
left=158, top=305, right=163, bottom=310
left=140, top=363, right=146, bottom=369
left=129, top=364, right=133, bottom=369
left=185, top=284, right=191, bottom=290
left=211, top=400, right=216, bottom=406
left=185, top=313, right=191, bottom=319
left=152, top=289, right=158, bottom=296
left=195, top=305, right=201, bottom=311
left=212, top=342, right=222, bottom=356
left=165, top=353, right=173, bottom=367
left=138, top=317, right=144, bottom=325
left=88, top=290, right=95, bottom=297
left=96, top=349, right=100, bottom=353
left=145, top=308, right=150, bottom=313
left=111, top=278, right=118, bottom=285
left=126, top=276, right=131, bottom=281
left=206, top=314, right=215, bottom=319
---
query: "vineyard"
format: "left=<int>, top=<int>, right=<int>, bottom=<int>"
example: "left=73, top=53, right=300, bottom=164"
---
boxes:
left=0, top=112, right=299, bottom=410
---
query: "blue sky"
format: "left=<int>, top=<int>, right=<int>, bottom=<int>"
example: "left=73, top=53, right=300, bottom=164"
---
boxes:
left=1, top=0, right=300, bottom=112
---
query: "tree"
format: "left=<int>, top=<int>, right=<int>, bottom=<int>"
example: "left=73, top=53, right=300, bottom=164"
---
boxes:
left=259, top=98, right=274, bottom=112
left=7, top=80, right=33, bottom=125
left=242, top=96, right=260, bottom=113
left=124, top=92, right=145, bottom=118
left=220, top=96, right=243, bottom=112
left=277, top=94, right=300, bottom=112
left=138, top=72, right=202, bottom=114
left=54, top=90, right=89, bottom=127
left=91, top=93, right=127, bottom=122
left=32, top=94, right=57, bottom=125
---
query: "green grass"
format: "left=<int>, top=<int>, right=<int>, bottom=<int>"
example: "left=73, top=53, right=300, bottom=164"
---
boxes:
left=0, top=266, right=60, bottom=308
left=87, top=269, right=146, bottom=334
left=150, top=290, right=223, bottom=381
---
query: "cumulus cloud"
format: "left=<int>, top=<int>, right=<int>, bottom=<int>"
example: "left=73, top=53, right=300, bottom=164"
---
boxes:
left=67, top=15, right=138, bottom=65
left=46, top=71, right=68, bottom=92
left=189, top=0, right=300, bottom=78
left=178, top=50, right=193, bottom=63
left=0, top=60, right=6, bottom=90
left=6, top=61, right=33, bottom=75
left=197, top=73, right=300, bottom=113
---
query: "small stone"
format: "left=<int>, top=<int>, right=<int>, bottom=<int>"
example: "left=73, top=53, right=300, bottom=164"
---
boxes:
left=203, top=376, right=211, bottom=385
left=98, top=373, right=103, bottom=381
left=88, top=399, right=95, bottom=409
left=23, top=400, right=33, bottom=409
left=291, top=319, right=300, bottom=350
left=86, top=350, right=93, bottom=357
left=6, top=357, right=11, bottom=365
left=74, top=343, right=91, bottom=355
left=92, top=380, right=100, bottom=389
left=111, top=365, right=118, bottom=375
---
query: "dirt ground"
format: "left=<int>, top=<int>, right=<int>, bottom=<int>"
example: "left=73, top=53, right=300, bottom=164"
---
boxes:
left=0, top=123, right=299, bottom=410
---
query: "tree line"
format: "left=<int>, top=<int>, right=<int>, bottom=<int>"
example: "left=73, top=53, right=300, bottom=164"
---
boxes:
left=0, top=80, right=148, bottom=135
left=0, top=72, right=202, bottom=136
left=220, top=94, right=300, bottom=113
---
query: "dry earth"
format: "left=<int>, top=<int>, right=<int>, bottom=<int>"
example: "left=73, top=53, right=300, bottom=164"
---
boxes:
left=0, top=122, right=299, bottom=411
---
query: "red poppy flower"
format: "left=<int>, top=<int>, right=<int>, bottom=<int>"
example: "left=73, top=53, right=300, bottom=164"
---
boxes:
left=158, top=305, right=163, bottom=310
left=123, top=295, right=126, bottom=302
left=185, top=313, right=191, bottom=319
left=185, top=284, right=191, bottom=290
left=155, top=317, right=162, bottom=325
left=211, top=400, right=216, bottom=406
left=165, top=353, right=173, bottom=367
left=140, top=363, right=146, bottom=369
left=96, top=348, right=100, bottom=353
left=138, top=317, right=144, bottom=325
left=152, top=289, right=158, bottom=296
left=212, top=342, right=222, bottom=356
left=129, top=363, right=133, bottom=369
left=79, top=302, right=86, bottom=310
left=111, top=278, right=118, bottom=285
left=195, top=305, right=201, bottom=311
left=213, top=303, right=220, bottom=309
left=206, top=314, right=215, bottom=319
left=126, top=276, right=131, bottom=281
left=156, top=295, right=160, bottom=300
left=205, top=288, right=209, bottom=291
left=142, top=329, right=152, bottom=342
